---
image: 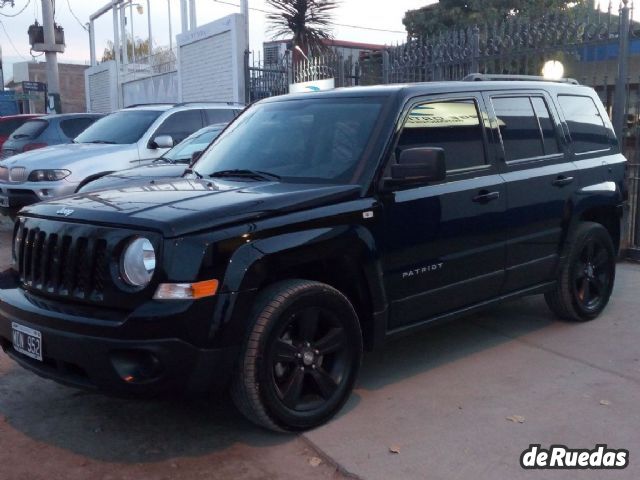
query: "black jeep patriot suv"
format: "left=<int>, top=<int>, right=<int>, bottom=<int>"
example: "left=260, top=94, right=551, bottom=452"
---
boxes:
left=0, top=79, right=627, bottom=431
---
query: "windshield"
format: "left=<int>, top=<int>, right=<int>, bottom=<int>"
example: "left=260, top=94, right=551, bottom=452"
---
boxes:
left=163, top=127, right=223, bottom=163
left=75, top=110, right=163, bottom=144
left=193, top=98, right=384, bottom=184
left=9, top=119, right=48, bottom=139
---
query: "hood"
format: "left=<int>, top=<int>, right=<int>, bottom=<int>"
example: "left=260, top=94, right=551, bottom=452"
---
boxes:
left=78, top=162, right=187, bottom=193
left=21, top=178, right=361, bottom=237
left=0, top=142, right=137, bottom=169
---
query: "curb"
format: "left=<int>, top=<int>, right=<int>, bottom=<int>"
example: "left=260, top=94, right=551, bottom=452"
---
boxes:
left=300, top=433, right=363, bottom=480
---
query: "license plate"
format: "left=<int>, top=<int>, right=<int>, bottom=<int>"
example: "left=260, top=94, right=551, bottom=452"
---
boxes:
left=0, top=194, right=8, bottom=207
left=11, top=322, right=43, bottom=362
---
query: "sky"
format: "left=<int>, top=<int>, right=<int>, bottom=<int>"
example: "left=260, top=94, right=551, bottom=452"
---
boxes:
left=0, top=0, right=436, bottom=83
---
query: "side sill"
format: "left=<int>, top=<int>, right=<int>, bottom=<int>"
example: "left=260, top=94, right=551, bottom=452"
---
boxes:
left=383, top=281, right=556, bottom=344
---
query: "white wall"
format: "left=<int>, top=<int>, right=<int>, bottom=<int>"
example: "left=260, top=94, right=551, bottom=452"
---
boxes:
left=177, top=14, right=247, bottom=104
left=122, top=71, right=178, bottom=107
left=84, top=61, right=119, bottom=113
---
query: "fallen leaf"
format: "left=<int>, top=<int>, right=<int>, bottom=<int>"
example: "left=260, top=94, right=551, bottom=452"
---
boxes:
left=308, top=457, right=322, bottom=467
left=506, top=415, right=525, bottom=424
left=389, top=445, right=401, bottom=454
left=600, top=400, right=611, bottom=406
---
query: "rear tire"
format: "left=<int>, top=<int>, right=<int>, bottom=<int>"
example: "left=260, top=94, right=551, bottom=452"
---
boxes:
left=231, top=279, right=363, bottom=432
left=545, top=222, right=616, bottom=322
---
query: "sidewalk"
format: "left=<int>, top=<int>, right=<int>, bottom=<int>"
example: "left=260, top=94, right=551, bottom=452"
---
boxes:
left=304, top=264, right=640, bottom=479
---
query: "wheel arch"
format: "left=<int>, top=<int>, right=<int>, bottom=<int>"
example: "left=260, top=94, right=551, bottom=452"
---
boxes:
left=221, top=225, right=388, bottom=351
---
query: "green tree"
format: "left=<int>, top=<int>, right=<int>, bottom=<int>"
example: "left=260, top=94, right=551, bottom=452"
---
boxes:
left=403, top=0, right=590, bottom=38
left=266, top=0, right=338, bottom=56
left=101, top=37, right=151, bottom=63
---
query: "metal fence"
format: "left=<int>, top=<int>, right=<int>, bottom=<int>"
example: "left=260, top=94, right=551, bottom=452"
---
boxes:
left=246, top=0, right=640, bottom=256
left=121, top=48, right=178, bottom=83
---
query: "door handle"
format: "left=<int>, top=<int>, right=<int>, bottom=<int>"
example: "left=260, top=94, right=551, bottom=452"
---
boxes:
left=552, top=175, right=575, bottom=187
left=472, top=190, right=500, bottom=203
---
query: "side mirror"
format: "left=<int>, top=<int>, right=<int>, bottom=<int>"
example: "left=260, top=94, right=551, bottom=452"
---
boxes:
left=387, top=147, right=446, bottom=187
left=190, top=150, right=203, bottom=166
left=150, top=135, right=174, bottom=149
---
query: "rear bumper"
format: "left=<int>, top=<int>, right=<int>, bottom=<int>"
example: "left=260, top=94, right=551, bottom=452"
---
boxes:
left=0, top=275, right=239, bottom=395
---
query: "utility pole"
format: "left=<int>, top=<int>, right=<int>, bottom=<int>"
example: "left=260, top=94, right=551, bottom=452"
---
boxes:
left=41, top=0, right=61, bottom=112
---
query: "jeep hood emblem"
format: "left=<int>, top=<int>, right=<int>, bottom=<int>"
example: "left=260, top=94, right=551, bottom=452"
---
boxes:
left=56, top=207, right=74, bottom=217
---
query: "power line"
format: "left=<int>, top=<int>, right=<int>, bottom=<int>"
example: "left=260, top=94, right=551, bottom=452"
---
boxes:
left=211, top=0, right=406, bottom=34
left=0, top=0, right=31, bottom=17
left=0, top=19, right=27, bottom=59
left=66, top=0, right=88, bottom=31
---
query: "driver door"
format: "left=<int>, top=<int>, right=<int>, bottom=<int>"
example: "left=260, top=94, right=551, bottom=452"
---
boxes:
left=377, top=94, right=508, bottom=330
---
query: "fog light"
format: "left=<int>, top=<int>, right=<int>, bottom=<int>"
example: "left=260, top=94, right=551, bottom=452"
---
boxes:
left=153, top=279, right=219, bottom=300
left=110, top=350, right=162, bottom=384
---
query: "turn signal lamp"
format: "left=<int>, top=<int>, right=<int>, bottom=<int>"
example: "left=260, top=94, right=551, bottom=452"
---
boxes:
left=153, top=279, right=219, bottom=300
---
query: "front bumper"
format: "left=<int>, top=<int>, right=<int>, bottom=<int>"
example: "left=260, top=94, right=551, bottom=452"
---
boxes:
left=0, top=181, right=77, bottom=209
left=0, top=275, right=240, bottom=395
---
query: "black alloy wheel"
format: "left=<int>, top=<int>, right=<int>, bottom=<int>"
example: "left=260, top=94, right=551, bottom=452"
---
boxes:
left=545, top=222, right=616, bottom=321
left=232, top=279, right=362, bottom=432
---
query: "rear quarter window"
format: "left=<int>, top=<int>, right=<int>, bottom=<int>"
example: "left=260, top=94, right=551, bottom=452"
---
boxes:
left=557, top=95, right=610, bottom=153
left=9, top=119, right=48, bottom=139
left=0, top=118, right=26, bottom=135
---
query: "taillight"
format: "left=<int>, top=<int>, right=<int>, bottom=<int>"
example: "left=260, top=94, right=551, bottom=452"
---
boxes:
left=23, top=143, right=47, bottom=152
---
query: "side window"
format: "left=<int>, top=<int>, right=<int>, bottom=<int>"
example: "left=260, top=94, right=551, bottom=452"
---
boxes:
left=60, top=118, right=96, bottom=139
left=154, top=110, right=203, bottom=144
left=492, top=97, right=546, bottom=161
left=397, top=99, right=487, bottom=171
left=531, top=97, right=560, bottom=155
left=204, top=109, right=236, bottom=124
left=557, top=95, right=610, bottom=153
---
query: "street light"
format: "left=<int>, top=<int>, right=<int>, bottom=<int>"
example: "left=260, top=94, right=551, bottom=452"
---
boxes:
left=542, top=60, right=564, bottom=80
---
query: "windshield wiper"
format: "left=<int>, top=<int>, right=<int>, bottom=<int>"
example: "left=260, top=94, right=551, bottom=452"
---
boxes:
left=184, top=167, right=203, bottom=179
left=86, top=140, right=116, bottom=144
left=210, top=169, right=281, bottom=181
left=153, top=157, right=175, bottom=164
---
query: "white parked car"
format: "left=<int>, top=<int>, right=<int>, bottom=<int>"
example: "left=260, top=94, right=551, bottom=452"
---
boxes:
left=0, top=102, right=242, bottom=216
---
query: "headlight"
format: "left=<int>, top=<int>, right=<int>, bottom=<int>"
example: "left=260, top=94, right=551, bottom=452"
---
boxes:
left=120, top=237, right=156, bottom=287
left=28, top=169, right=71, bottom=182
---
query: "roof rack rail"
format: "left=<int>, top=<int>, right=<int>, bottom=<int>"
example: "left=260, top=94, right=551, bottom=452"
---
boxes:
left=463, top=73, right=579, bottom=85
left=124, top=103, right=175, bottom=108
left=173, top=101, right=246, bottom=107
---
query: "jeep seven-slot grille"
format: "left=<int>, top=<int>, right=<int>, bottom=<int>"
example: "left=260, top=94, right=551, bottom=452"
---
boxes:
left=17, top=226, right=108, bottom=301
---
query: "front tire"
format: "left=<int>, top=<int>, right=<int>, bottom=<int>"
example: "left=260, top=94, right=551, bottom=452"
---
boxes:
left=545, top=222, right=616, bottom=321
left=231, top=280, right=363, bottom=432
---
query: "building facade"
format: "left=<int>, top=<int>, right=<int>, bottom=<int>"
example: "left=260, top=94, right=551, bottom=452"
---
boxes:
left=12, top=61, right=89, bottom=113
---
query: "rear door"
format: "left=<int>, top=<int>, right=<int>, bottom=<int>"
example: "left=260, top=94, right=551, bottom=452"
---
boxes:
left=378, top=93, right=508, bottom=329
left=484, top=91, right=577, bottom=292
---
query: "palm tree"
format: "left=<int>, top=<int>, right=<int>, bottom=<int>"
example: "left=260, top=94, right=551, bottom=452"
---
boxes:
left=266, top=0, right=338, bottom=57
